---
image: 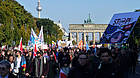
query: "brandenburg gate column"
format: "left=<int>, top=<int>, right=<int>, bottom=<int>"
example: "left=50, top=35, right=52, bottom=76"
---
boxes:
left=76, top=32, right=79, bottom=44
left=99, top=32, right=102, bottom=40
left=101, top=32, right=103, bottom=37
left=100, top=32, right=104, bottom=38
left=92, top=32, right=95, bottom=44
left=70, top=32, right=72, bottom=41
left=84, top=32, right=86, bottom=45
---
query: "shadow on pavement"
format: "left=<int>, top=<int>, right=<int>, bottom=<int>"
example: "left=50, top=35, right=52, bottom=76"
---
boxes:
left=128, top=64, right=140, bottom=78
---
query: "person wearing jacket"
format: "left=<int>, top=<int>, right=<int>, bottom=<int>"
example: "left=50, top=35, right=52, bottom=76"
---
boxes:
left=95, top=48, right=120, bottom=78
left=25, top=50, right=34, bottom=78
left=0, top=60, right=17, bottom=78
left=33, top=51, right=49, bottom=78
left=13, top=51, right=26, bottom=78
left=67, top=53, right=90, bottom=78
left=48, top=55, right=58, bottom=78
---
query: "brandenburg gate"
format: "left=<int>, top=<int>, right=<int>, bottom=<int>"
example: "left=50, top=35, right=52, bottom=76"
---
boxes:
left=69, top=24, right=108, bottom=45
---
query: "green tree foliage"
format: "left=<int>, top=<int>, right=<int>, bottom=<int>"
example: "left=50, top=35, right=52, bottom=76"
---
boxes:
left=36, top=18, right=64, bottom=44
left=0, top=0, right=38, bottom=46
left=0, top=0, right=63, bottom=46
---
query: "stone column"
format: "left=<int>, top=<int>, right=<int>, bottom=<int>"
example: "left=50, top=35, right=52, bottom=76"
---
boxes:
left=99, top=32, right=101, bottom=40
left=70, top=32, right=72, bottom=41
left=93, top=32, right=96, bottom=44
left=86, top=32, right=89, bottom=44
left=84, top=32, right=86, bottom=45
left=76, top=32, right=79, bottom=44
left=101, top=32, right=103, bottom=37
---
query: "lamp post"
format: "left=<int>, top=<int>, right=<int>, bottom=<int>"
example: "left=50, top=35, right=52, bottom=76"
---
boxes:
left=11, top=18, right=15, bottom=47
left=0, top=14, right=2, bottom=26
left=24, top=23, right=27, bottom=46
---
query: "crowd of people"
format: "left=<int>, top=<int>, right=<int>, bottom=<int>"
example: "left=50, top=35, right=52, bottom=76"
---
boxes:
left=0, top=46, right=139, bottom=78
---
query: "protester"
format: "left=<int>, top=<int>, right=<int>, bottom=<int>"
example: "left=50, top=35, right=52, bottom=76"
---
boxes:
left=33, top=51, right=49, bottom=78
left=48, top=55, right=58, bottom=78
left=13, top=51, right=26, bottom=78
left=67, top=53, right=90, bottom=78
left=59, top=50, right=71, bottom=77
left=119, top=48, right=131, bottom=78
left=8, top=55, right=15, bottom=73
left=25, top=50, right=34, bottom=78
left=0, top=45, right=139, bottom=78
left=88, top=48, right=100, bottom=78
left=0, top=60, right=17, bottom=78
left=95, top=48, right=120, bottom=78
left=71, top=52, right=79, bottom=67
left=129, top=48, right=138, bottom=74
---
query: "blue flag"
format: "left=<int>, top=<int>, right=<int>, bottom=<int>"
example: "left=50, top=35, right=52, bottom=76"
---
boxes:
left=86, top=42, right=90, bottom=51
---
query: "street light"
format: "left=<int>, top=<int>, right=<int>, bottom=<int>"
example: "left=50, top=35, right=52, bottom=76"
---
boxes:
left=11, top=18, right=15, bottom=47
left=24, top=23, right=27, bottom=46
left=0, top=14, right=2, bottom=26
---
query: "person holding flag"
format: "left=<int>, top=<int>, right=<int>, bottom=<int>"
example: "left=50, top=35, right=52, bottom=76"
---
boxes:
left=58, top=48, right=71, bottom=78
left=13, top=37, right=26, bottom=77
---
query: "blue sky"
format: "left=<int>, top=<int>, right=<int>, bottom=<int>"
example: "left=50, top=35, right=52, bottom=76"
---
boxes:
left=16, top=0, right=140, bottom=32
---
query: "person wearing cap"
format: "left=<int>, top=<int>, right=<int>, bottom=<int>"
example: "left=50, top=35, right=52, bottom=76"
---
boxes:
left=0, top=60, right=17, bottom=78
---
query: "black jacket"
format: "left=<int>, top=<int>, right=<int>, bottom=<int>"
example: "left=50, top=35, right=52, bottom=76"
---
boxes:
left=8, top=73, right=17, bottom=78
left=67, top=63, right=90, bottom=78
left=59, top=53, right=71, bottom=68
left=95, top=61, right=119, bottom=78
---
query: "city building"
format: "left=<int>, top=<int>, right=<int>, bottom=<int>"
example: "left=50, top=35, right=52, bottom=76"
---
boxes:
left=54, top=22, right=69, bottom=40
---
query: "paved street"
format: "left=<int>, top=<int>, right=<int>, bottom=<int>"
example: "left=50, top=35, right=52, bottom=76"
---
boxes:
left=128, top=64, right=140, bottom=78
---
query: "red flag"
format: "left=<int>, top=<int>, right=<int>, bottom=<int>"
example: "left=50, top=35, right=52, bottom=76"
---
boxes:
left=53, top=52, right=57, bottom=61
left=34, top=44, right=37, bottom=56
left=59, top=69, right=67, bottom=78
left=19, top=37, right=23, bottom=52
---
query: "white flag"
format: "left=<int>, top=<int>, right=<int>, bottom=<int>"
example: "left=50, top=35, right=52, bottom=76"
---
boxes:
left=38, top=26, right=44, bottom=49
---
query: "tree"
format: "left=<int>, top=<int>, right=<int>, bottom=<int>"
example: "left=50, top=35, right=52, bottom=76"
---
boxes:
left=0, top=0, right=62, bottom=46
left=36, top=18, right=64, bottom=44
left=0, top=0, right=38, bottom=46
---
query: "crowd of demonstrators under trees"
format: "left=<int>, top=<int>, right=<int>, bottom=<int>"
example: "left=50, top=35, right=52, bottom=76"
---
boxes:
left=0, top=45, right=139, bottom=78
